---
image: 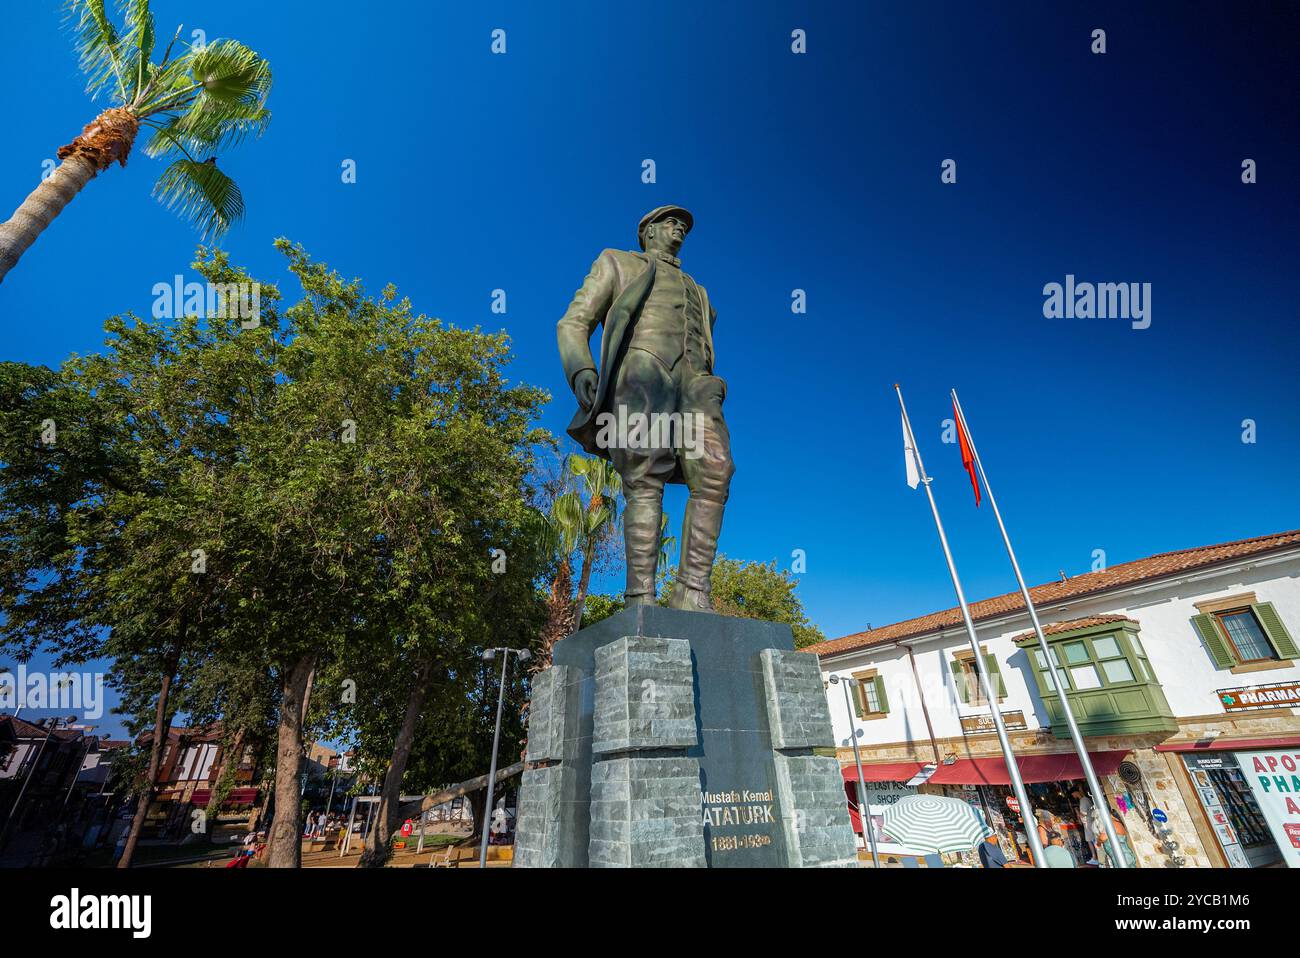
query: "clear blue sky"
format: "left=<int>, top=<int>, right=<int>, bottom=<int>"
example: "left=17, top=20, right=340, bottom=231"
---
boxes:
left=3, top=1, right=1297, bottom=735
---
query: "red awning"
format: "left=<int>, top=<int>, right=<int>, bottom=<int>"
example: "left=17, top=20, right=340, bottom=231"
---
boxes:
left=927, top=751, right=1130, bottom=786
left=1154, top=736, right=1300, bottom=753
left=841, top=761, right=925, bottom=783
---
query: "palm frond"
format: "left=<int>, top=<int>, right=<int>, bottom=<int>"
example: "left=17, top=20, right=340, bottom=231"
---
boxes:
left=64, top=0, right=129, bottom=100
left=119, top=0, right=155, bottom=91
left=550, top=491, right=585, bottom=556
left=142, top=103, right=271, bottom=159
left=585, top=504, right=611, bottom=536
left=151, top=159, right=244, bottom=241
left=187, top=39, right=272, bottom=106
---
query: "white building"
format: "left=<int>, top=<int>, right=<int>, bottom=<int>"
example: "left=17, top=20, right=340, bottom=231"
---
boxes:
left=807, top=529, right=1300, bottom=868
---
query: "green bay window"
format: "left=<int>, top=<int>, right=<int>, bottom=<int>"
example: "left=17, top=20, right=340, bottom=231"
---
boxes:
left=1015, top=619, right=1175, bottom=738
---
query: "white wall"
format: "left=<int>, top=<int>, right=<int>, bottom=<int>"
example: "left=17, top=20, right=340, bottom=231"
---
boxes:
left=822, top=553, right=1300, bottom=750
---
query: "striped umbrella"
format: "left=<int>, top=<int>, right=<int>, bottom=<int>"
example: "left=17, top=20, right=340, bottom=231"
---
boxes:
left=881, top=795, right=992, bottom=854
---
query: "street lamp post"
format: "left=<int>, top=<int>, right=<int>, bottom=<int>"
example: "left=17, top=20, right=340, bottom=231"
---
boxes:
left=829, top=675, right=880, bottom=868
left=478, top=647, right=530, bottom=869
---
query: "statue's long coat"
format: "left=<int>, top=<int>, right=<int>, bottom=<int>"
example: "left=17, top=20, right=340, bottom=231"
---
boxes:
left=557, top=249, right=716, bottom=481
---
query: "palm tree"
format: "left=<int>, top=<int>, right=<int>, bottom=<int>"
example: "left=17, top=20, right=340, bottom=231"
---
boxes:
left=0, top=1, right=273, bottom=283
left=561, top=455, right=621, bottom=633
left=532, top=454, right=621, bottom=670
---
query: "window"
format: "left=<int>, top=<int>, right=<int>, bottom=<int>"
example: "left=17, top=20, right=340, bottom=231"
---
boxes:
left=1216, top=609, right=1277, bottom=663
left=958, top=658, right=989, bottom=705
left=1015, top=620, right=1176, bottom=737
left=1027, top=629, right=1142, bottom=692
left=1192, top=600, right=1299, bottom=671
left=950, top=649, right=1007, bottom=706
left=862, top=680, right=881, bottom=713
left=850, top=670, right=889, bottom=718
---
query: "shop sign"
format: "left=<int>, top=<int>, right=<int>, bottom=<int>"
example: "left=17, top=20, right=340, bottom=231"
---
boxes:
left=1216, top=681, right=1300, bottom=712
left=858, top=781, right=917, bottom=808
left=1236, top=749, right=1300, bottom=868
left=961, top=711, right=1028, bottom=734
left=1184, top=754, right=1251, bottom=868
left=1152, top=808, right=1167, bottom=823
left=1006, top=796, right=1020, bottom=813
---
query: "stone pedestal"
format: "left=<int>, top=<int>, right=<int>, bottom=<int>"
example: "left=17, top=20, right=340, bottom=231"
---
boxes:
left=514, top=606, right=858, bottom=868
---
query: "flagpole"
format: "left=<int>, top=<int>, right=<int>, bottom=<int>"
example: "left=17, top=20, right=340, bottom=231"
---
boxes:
left=951, top=389, right=1128, bottom=867
left=895, top=384, right=1046, bottom=868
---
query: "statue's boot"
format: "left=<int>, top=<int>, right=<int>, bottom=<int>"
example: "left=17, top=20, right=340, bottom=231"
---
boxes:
left=623, top=491, right=663, bottom=606
left=668, top=497, right=725, bottom=612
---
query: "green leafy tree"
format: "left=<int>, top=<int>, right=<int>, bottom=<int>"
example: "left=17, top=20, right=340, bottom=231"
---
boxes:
left=0, top=0, right=273, bottom=282
left=581, top=593, right=625, bottom=627
left=2, top=240, right=552, bottom=869
left=0, top=259, right=278, bottom=866
left=245, top=242, right=549, bottom=866
left=663, top=556, right=826, bottom=648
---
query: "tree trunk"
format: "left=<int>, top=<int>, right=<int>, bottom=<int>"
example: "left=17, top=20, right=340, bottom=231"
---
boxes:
left=116, top=664, right=177, bottom=869
left=535, top=559, right=574, bottom=672
left=572, top=539, right=597, bottom=632
left=466, top=790, right=486, bottom=844
left=265, top=655, right=315, bottom=868
left=360, top=658, right=432, bottom=867
left=0, top=108, right=138, bottom=283
left=570, top=491, right=606, bottom=633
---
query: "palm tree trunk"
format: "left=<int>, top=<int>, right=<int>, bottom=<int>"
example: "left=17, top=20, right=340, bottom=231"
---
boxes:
left=360, top=658, right=432, bottom=867
left=572, top=539, right=597, bottom=632
left=266, top=654, right=315, bottom=868
left=0, top=156, right=97, bottom=283
left=116, top=656, right=179, bottom=869
left=536, top=558, right=574, bottom=671
left=0, top=108, right=138, bottom=283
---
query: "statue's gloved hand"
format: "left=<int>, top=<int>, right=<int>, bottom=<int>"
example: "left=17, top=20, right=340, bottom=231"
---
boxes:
left=573, top=369, right=598, bottom=410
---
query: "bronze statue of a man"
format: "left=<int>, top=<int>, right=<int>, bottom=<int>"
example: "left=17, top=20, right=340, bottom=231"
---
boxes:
left=558, top=205, right=734, bottom=612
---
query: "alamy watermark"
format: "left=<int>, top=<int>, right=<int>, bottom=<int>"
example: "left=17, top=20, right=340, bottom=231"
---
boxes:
left=1043, top=274, right=1151, bottom=330
left=152, top=274, right=261, bottom=328
left=0, top=665, right=104, bottom=720
left=594, top=404, right=705, bottom=459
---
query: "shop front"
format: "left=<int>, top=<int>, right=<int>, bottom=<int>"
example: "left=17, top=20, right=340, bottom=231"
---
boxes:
left=841, top=762, right=927, bottom=859
left=1160, top=736, right=1300, bottom=868
left=922, top=751, right=1132, bottom=866
left=841, top=751, right=1132, bottom=866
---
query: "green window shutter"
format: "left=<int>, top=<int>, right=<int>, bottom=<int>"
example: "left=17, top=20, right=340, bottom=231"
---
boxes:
left=1253, top=603, right=1300, bottom=660
left=983, top=654, right=1007, bottom=699
left=950, top=659, right=970, bottom=703
left=851, top=682, right=865, bottom=719
left=873, top=675, right=890, bottom=714
left=1192, top=614, right=1237, bottom=669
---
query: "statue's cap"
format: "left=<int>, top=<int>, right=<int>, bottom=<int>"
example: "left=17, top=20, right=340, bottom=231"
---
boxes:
left=638, top=205, right=693, bottom=250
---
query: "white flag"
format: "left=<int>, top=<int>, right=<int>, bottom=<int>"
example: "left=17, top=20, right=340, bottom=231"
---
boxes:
left=902, top=413, right=921, bottom=489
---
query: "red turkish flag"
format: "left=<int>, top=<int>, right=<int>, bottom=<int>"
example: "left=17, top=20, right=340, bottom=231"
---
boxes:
left=954, top=399, right=981, bottom=507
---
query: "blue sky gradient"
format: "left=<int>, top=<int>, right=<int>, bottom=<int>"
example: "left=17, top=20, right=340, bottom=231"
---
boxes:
left=3, top=1, right=1298, bottom=734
